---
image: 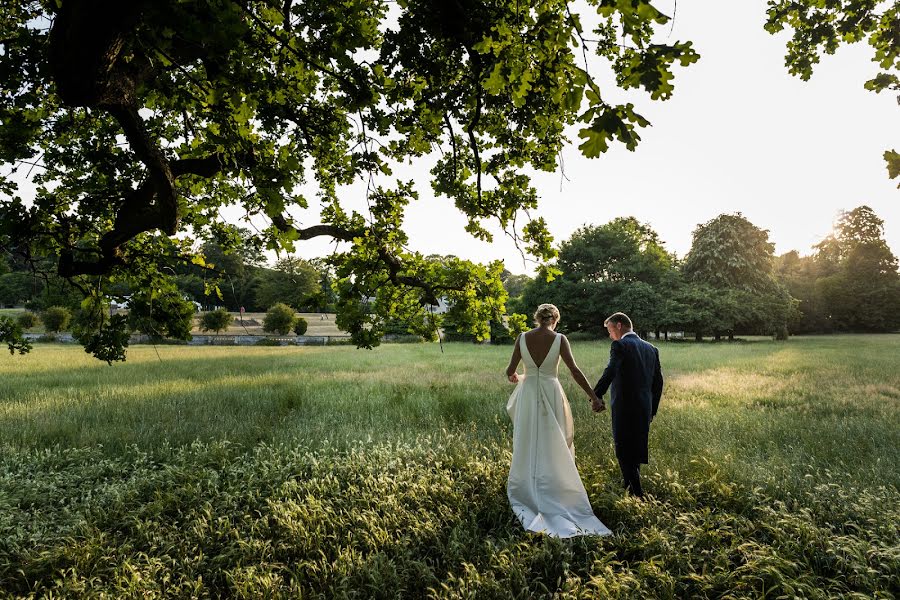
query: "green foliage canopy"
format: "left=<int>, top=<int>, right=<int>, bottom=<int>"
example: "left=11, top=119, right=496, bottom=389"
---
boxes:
left=681, top=213, right=796, bottom=338
left=254, top=256, right=319, bottom=311
left=682, top=213, right=778, bottom=294
left=0, top=0, right=697, bottom=359
left=765, top=0, right=900, bottom=185
left=812, top=206, right=900, bottom=331
left=0, top=272, right=31, bottom=306
left=522, top=217, right=676, bottom=333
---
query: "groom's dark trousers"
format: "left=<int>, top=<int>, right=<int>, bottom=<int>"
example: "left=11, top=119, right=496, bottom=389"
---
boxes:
left=594, top=332, right=663, bottom=498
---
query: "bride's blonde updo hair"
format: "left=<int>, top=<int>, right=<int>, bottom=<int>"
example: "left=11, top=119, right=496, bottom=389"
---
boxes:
left=533, top=303, right=560, bottom=327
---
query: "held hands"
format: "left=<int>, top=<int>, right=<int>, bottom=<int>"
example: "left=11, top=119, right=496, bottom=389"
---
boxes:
left=508, top=372, right=520, bottom=384
left=590, top=394, right=606, bottom=413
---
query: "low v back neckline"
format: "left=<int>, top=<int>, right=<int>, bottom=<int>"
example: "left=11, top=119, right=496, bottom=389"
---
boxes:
left=523, top=332, right=560, bottom=369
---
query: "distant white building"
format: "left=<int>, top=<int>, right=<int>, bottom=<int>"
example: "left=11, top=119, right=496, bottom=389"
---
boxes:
left=109, top=295, right=131, bottom=313
left=428, top=297, right=450, bottom=314
left=362, top=296, right=451, bottom=314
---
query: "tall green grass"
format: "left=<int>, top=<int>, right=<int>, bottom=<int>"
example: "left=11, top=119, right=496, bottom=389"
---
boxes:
left=1, top=336, right=898, bottom=598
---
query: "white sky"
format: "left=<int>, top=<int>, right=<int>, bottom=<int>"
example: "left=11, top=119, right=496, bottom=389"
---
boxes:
left=331, top=0, right=899, bottom=275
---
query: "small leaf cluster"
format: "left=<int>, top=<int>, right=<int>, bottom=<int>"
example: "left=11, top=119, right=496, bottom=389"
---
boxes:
left=80, top=314, right=131, bottom=365
left=0, top=315, right=31, bottom=355
left=765, top=0, right=899, bottom=183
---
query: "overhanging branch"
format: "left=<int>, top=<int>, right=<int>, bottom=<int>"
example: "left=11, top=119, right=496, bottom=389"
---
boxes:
left=271, top=214, right=362, bottom=242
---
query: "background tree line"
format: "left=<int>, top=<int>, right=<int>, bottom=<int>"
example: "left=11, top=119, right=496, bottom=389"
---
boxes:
left=505, top=206, right=900, bottom=339
left=1, top=227, right=332, bottom=315
left=6, top=207, right=898, bottom=345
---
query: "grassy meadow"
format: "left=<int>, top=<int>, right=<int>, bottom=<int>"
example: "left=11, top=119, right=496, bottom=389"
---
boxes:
left=0, top=336, right=898, bottom=598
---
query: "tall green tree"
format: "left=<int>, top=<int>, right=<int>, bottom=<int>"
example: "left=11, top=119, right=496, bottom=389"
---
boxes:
left=775, top=250, right=830, bottom=333
left=500, top=271, right=531, bottom=317
left=0, top=272, right=31, bottom=307
left=502, top=273, right=531, bottom=303
left=613, top=281, right=662, bottom=338
left=815, top=206, right=900, bottom=331
left=305, top=257, right=337, bottom=313
left=682, top=213, right=778, bottom=293
left=255, top=256, right=320, bottom=311
left=522, top=217, right=675, bottom=333
left=197, top=228, right=265, bottom=311
left=0, top=0, right=698, bottom=359
left=682, top=213, right=795, bottom=339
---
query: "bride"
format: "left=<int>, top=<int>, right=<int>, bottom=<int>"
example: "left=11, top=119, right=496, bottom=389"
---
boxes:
left=504, top=303, right=612, bottom=538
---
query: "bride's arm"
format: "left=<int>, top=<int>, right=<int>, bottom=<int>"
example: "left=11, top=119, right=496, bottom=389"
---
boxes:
left=560, top=335, right=603, bottom=407
left=505, top=335, right=522, bottom=382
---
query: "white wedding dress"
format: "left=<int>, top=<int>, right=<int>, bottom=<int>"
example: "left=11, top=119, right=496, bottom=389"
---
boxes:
left=506, top=333, right=612, bottom=538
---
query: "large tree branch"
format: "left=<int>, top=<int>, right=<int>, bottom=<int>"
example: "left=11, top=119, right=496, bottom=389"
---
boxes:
left=58, top=179, right=160, bottom=277
left=170, top=155, right=227, bottom=178
left=270, top=214, right=461, bottom=305
left=58, top=247, right=124, bottom=277
left=282, top=0, right=295, bottom=31
left=271, top=214, right=362, bottom=241
left=465, top=51, right=484, bottom=205
left=374, top=248, right=470, bottom=306
left=104, top=104, right=178, bottom=235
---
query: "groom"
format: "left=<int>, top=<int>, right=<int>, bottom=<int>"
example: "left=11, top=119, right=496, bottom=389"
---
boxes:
left=593, top=312, right=663, bottom=498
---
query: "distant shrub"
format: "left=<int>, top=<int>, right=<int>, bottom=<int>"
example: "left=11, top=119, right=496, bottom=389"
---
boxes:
left=383, top=318, right=411, bottom=336
left=17, top=311, right=38, bottom=330
left=41, top=306, right=72, bottom=333
left=441, top=330, right=477, bottom=342
left=489, top=319, right=515, bottom=345
left=489, top=314, right=528, bottom=345
left=293, top=317, right=308, bottom=336
left=263, top=303, right=297, bottom=335
left=200, top=308, right=233, bottom=334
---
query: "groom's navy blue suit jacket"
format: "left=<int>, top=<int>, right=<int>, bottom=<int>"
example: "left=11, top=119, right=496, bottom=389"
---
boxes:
left=594, top=333, right=663, bottom=444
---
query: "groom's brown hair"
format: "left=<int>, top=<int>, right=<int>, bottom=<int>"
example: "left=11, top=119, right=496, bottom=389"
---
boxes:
left=604, top=312, right=633, bottom=330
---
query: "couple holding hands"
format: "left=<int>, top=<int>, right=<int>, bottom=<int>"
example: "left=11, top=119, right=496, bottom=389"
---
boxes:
left=504, top=304, right=664, bottom=538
